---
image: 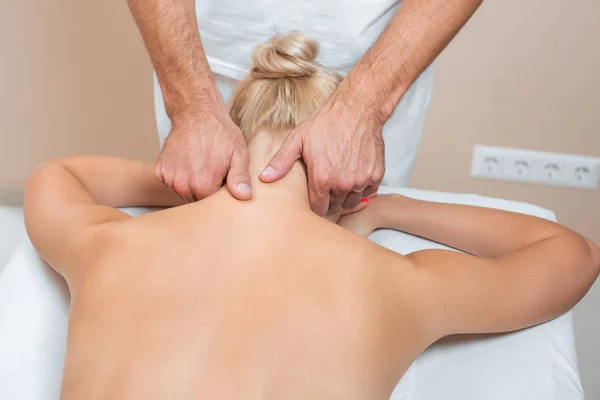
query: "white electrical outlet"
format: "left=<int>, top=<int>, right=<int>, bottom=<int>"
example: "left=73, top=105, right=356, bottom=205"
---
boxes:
left=471, top=145, right=600, bottom=189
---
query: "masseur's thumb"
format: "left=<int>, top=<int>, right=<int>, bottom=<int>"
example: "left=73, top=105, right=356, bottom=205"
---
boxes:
left=260, top=134, right=302, bottom=183
left=227, top=149, right=253, bottom=201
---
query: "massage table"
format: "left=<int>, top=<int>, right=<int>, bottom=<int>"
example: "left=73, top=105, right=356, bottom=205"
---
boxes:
left=0, top=187, right=584, bottom=400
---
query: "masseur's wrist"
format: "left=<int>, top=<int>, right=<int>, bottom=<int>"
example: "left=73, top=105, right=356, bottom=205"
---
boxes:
left=162, top=73, right=224, bottom=126
left=342, top=62, right=410, bottom=126
left=166, top=88, right=228, bottom=131
left=332, top=76, right=390, bottom=128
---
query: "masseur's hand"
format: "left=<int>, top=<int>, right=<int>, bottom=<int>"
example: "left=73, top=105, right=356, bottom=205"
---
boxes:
left=260, top=91, right=385, bottom=220
left=156, top=105, right=252, bottom=203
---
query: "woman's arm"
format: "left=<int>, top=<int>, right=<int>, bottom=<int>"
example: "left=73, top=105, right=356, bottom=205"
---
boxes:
left=37, top=156, right=184, bottom=209
left=340, top=194, right=600, bottom=337
left=24, top=156, right=183, bottom=270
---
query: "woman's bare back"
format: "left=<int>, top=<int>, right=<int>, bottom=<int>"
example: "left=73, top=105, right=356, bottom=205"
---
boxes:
left=59, top=191, right=432, bottom=400
left=24, top=157, right=598, bottom=399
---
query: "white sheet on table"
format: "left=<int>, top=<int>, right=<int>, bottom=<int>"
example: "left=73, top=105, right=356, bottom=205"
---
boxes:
left=0, top=187, right=584, bottom=400
left=0, top=207, right=26, bottom=274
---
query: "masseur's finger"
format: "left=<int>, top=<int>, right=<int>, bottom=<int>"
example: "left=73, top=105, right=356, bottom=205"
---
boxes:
left=190, top=172, right=217, bottom=201
left=308, top=185, right=330, bottom=218
left=362, top=184, right=380, bottom=199
left=155, top=160, right=164, bottom=183
left=162, top=173, right=175, bottom=196
left=340, top=200, right=369, bottom=216
left=260, top=132, right=302, bottom=183
left=226, top=149, right=252, bottom=200
left=326, top=190, right=348, bottom=221
left=362, top=166, right=384, bottom=198
left=172, top=176, right=196, bottom=203
left=341, top=190, right=363, bottom=211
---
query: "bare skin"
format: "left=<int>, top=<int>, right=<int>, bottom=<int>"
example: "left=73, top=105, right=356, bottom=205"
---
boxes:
left=24, top=133, right=600, bottom=399
left=127, top=0, right=483, bottom=216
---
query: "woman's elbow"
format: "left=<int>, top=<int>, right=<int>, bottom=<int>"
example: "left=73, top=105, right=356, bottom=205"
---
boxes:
left=24, top=158, right=82, bottom=193
left=567, top=234, right=600, bottom=292
left=24, top=160, right=65, bottom=199
left=551, top=232, right=600, bottom=294
left=584, top=238, right=600, bottom=279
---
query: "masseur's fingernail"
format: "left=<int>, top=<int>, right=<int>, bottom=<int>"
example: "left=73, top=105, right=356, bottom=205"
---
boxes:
left=236, top=184, right=252, bottom=195
left=261, top=166, right=275, bottom=177
left=360, top=197, right=372, bottom=204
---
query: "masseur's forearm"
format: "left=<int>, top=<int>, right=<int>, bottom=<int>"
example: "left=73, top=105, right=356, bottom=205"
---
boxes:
left=373, top=194, right=598, bottom=259
left=341, top=0, right=482, bottom=122
left=126, top=0, right=221, bottom=119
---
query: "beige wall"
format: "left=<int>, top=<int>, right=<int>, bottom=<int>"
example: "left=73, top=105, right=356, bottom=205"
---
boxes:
left=409, top=0, right=600, bottom=396
left=411, top=0, right=600, bottom=244
left=1, top=0, right=599, bottom=396
left=0, top=0, right=158, bottom=189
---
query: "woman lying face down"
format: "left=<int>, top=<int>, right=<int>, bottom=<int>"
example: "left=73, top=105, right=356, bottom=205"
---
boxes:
left=24, top=32, right=600, bottom=400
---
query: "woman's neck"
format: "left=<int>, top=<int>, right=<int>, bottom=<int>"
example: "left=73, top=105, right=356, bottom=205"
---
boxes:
left=245, top=130, right=311, bottom=210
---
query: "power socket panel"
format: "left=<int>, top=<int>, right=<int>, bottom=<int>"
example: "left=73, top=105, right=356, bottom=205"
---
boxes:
left=471, top=145, right=600, bottom=189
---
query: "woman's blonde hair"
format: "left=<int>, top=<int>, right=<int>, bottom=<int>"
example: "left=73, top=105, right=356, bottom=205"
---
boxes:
left=228, top=32, right=342, bottom=141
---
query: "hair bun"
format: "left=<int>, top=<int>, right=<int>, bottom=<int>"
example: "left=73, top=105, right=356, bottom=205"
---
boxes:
left=251, top=32, right=319, bottom=79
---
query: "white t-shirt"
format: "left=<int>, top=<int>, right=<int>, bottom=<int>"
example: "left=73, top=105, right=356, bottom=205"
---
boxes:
left=196, top=0, right=401, bottom=79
